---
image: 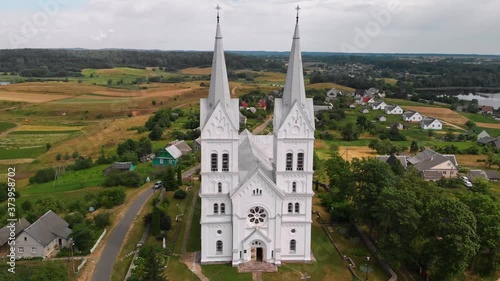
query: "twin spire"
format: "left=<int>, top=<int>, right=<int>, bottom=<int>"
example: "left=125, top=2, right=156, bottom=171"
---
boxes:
left=207, top=5, right=306, bottom=112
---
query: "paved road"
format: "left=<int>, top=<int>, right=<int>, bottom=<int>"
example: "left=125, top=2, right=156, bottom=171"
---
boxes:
left=252, top=115, right=273, bottom=135
left=92, top=187, right=155, bottom=281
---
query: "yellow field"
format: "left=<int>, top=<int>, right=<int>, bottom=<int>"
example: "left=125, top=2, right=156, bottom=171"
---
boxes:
left=180, top=67, right=212, bottom=75
left=306, top=82, right=356, bottom=93
left=456, top=154, right=488, bottom=168
left=402, top=106, right=469, bottom=126
left=0, top=91, right=72, bottom=103
left=339, top=146, right=376, bottom=162
left=16, top=125, right=86, bottom=131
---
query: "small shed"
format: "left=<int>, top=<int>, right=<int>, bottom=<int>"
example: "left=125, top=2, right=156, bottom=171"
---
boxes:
left=103, top=162, right=136, bottom=175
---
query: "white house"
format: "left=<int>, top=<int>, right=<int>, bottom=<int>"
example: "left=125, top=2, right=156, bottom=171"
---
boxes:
left=385, top=105, right=404, bottom=115
left=14, top=211, right=72, bottom=259
left=402, top=111, right=423, bottom=122
left=326, top=88, right=342, bottom=101
left=376, top=115, right=387, bottom=122
left=420, top=118, right=443, bottom=130
left=371, top=101, right=387, bottom=110
left=199, top=13, right=313, bottom=267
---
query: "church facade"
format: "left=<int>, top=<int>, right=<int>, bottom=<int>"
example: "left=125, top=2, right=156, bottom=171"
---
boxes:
left=199, top=10, right=315, bottom=266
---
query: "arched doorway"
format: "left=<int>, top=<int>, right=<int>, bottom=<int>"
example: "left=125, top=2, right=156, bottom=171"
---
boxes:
left=250, top=240, right=266, bottom=262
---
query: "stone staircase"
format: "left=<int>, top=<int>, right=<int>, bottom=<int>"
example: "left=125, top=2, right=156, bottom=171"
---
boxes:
left=238, top=262, right=278, bottom=273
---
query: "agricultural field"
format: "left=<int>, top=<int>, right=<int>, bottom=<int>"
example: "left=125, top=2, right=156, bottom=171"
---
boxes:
left=0, top=121, right=16, bottom=133
left=401, top=106, right=469, bottom=126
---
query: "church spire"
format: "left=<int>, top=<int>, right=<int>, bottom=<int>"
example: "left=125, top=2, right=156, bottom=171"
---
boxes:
left=282, top=5, right=306, bottom=110
left=207, top=4, right=231, bottom=109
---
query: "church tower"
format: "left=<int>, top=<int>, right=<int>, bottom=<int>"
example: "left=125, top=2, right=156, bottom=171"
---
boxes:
left=199, top=5, right=240, bottom=264
left=272, top=5, right=315, bottom=262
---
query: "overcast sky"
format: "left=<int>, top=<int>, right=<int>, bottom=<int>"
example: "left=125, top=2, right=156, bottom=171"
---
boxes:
left=0, top=0, right=499, bottom=54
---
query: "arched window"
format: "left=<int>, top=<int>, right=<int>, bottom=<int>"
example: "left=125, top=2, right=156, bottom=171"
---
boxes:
left=297, top=153, right=304, bottom=171
left=213, top=203, right=219, bottom=214
left=216, top=240, right=223, bottom=253
left=295, top=203, right=300, bottom=213
left=218, top=182, right=222, bottom=193
left=286, top=153, right=293, bottom=171
left=220, top=203, right=226, bottom=214
left=211, top=153, right=218, bottom=171
left=288, top=203, right=293, bottom=213
left=290, top=240, right=296, bottom=252
left=222, top=153, right=229, bottom=171
left=292, top=182, right=297, bottom=193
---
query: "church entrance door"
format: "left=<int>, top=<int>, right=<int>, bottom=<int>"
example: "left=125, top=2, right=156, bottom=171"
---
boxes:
left=256, top=247, right=263, bottom=262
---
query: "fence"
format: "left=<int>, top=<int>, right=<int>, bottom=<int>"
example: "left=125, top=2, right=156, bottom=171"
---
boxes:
left=90, top=229, right=107, bottom=254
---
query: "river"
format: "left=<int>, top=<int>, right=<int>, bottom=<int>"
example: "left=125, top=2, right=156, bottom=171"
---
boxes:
left=456, top=93, right=500, bottom=110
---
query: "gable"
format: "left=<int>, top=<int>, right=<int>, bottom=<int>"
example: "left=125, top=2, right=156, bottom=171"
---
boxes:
left=231, top=170, right=284, bottom=200
left=276, top=101, right=314, bottom=139
left=201, top=102, right=238, bottom=139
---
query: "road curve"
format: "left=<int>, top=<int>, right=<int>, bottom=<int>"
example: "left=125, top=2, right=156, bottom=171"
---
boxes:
left=92, top=187, right=155, bottom=281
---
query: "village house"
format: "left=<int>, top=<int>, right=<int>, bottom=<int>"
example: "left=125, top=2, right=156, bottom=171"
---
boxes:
left=257, top=99, right=267, bottom=110
left=376, top=115, right=387, bottom=122
left=12, top=211, right=72, bottom=259
left=371, top=101, right=387, bottom=110
left=420, top=118, right=443, bottom=130
left=363, top=96, right=375, bottom=105
left=103, top=162, right=136, bottom=175
left=194, top=137, right=201, bottom=152
left=171, top=140, right=193, bottom=155
left=479, top=105, right=494, bottom=115
left=153, top=145, right=182, bottom=167
left=326, top=88, right=342, bottom=101
left=313, top=104, right=334, bottom=113
left=359, top=107, right=370, bottom=114
left=139, top=153, right=156, bottom=163
left=0, top=218, right=31, bottom=256
left=385, top=105, right=404, bottom=115
left=477, top=136, right=500, bottom=149
left=477, top=130, right=490, bottom=140
left=376, top=154, right=409, bottom=168
left=408, top=149, right=459, bottom=181
left=402, top=111, right=423, bottom=122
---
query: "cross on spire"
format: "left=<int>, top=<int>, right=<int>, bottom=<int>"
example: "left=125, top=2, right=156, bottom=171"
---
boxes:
left=296, top=5, right=301, bottom=23
left=216, top=4, right=221, bottom=23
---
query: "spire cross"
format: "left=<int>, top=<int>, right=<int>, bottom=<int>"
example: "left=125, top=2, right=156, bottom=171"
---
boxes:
left=216, top=4, right=221, bottom=23
left=295, top=5, right=300, bottom=23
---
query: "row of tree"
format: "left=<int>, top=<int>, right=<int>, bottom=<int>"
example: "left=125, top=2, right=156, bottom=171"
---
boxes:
left=320, top=153, right=500, bottom=279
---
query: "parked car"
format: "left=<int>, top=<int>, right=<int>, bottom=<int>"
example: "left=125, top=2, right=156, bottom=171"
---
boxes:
left=153, top=181, right=163, bottom=189
left=464, top=181, right=473, bottom=188
left=461, top=176, right=470, bottom=182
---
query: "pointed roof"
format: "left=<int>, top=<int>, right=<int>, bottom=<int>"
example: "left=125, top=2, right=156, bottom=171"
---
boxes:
left=207, top=8, right=231, bottom=110
left=281, top=11, right=306, bottom=115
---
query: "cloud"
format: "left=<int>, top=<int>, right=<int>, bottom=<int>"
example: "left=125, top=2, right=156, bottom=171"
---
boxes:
left=0, top=0, right=498, bottom=54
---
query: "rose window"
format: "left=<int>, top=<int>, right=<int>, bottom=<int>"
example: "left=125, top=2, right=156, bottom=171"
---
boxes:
left=247, top=206, right=267, bottom=225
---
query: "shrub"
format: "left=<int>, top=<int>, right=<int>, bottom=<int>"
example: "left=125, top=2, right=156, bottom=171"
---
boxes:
left=98, top=188, right=126, bottom=208
left=94, top=212, right=111, bottom=229
left=173, top=189, right=187, bottom=199
left=64, top=212, right=84, bottom=228
left=104, top=171, right=143, bottom=187
left=29, top=168, right=56, bottom=184
left=68, top=157, right=93, bottom=171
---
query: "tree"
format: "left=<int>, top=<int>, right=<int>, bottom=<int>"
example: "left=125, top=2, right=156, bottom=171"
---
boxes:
left=177, top=166, right=183, bottom=186
left=422, top=197, right=480, bottom=280
left=71, top=223, right=95, bottom=251
left=174, top=189, right=187, bottom=199
left=151, top=207, right=160, bottom=236
left=152, top=100, right=156, bottom=105
left=64, top=152, right=70, bottom=160
left=45, top=143, right=51, bottom=151
left=340, top=122, right=360, bottom=141
left=410, top=140, right=419, bottom=154
left=29, top=168, right=56, bottom=184
left=55, top=153, right=62, bottom=161
left=94, top=212, right=111, bottom=229
left=148, top=125, right=163, bottom=141
left=141, top=246, right=166, bottom=281
left=72, top=151, right=79, bottom=159
left=356, top=115, right=369, bottom=131
left=465, top=120, right=476, bottom=129
left=374, top=188, right=422, bottom=268
left=460, top=193, right=500, bottom=274
left=163, top=166, right=178, bottom=191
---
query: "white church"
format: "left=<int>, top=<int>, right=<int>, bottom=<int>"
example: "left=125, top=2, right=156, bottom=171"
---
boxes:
left=199, top=7, right=315, bottom=267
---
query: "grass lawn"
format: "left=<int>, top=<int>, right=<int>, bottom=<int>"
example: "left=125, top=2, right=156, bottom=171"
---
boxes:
left=0, top=147, right=46, bottom=159
left=19, top=164, right=108, bottom=195
left=0, top=121, right=16, bottom=132
left=186, top=194, right=201, bottom=252
left=202, top=264, right=252, bottom=281
left=164, top=256, right=201, bottom=281
left=0, top=260, right=77, bottom=281
left=459, top=112, right=498, bottom=124
left=384, top=98, right=439, bottom=108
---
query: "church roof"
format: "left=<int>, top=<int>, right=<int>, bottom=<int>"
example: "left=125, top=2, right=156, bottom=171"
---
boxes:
left=281, top=16, right=306, bottom=123
left=238, top=130, right=274, bottom=183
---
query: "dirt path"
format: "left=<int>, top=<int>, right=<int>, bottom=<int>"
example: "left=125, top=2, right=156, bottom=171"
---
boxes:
left=231, top=86, right=238, bottom=97
left=181, top=252, right=209, bottom=281
left=0, top=123, right=18, bottom=137
left=252, top=115, right=273, bottom=135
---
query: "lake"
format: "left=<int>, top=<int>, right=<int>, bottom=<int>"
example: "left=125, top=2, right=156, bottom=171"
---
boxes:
left=456, top=93, right=500, bottom=110
left=0, top=81, right=10, bottom=86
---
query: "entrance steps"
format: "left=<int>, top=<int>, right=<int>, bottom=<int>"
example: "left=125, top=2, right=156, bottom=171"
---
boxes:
left=238, top=261, right=278, bottom=273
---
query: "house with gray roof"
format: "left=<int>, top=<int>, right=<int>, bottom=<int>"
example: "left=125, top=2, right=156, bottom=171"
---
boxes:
left=477, top=130, right=490, bottom=140
left=376, top=155, right=408, bottom=168
left=13, top=211, right=72, bottom=259
left=0, top=218, right=31, bottom=256
left=103, top=162, right=136, bottom=175
left=402, top=111, right=423, bottom=122
left=172, top=140, right=193, bottom=155
left=385, top=105, right=403, bottom=115
left=420, top=118, right=443, bottom=130
left=408, top=149, right=458, bottom=181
